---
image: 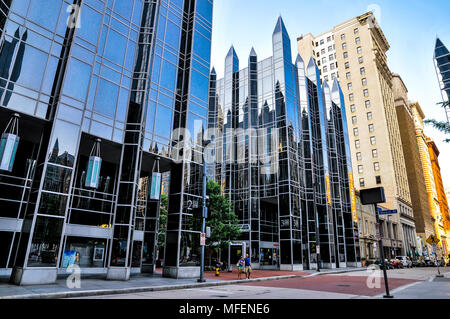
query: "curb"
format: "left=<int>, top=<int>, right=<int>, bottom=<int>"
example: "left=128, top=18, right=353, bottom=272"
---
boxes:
left=0, top=274, right=299, bottom=299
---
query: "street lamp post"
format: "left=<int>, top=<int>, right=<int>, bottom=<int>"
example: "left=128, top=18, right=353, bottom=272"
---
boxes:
left=198, top=140, right=210, bottom=283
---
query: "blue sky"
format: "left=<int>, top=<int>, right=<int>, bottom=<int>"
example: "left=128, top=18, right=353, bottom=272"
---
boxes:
left=210, top=0, right=450, bottom=189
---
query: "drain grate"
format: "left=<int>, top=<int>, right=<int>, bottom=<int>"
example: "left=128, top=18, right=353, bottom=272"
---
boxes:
left=336, top=284, right=351, bottom=287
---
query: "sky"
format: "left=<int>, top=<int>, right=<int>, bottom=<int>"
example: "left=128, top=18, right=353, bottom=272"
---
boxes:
left=210, top=0, right=450, bottom=190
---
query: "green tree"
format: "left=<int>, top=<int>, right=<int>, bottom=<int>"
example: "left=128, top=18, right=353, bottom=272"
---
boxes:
left=424, top=100, right=450, bottom=143
left=205, top=180, right=241, bottom=260
left=158, top=194, right=168, bottom=249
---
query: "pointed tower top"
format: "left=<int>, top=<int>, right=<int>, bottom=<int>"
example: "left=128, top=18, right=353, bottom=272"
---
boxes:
left=332, top=78, right=340, bottom=91
left=435, top=37, right=449, bottom=58
left=273, top=16, right=288, bottom=35
left=323, top=80, right=330, bottom=90
left=249, top=47, right=257, bottom=57
left=226, top=45, right=237, bottom=58
left=211, top=67, right=216, bottom=75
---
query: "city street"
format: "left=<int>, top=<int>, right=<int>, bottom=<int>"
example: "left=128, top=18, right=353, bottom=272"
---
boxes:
left=75, top=268, right=450, bottom=299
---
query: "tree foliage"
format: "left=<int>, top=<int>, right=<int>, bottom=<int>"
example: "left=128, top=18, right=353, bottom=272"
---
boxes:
left=424, top=100, right=450, bottom=143
left=158, top=193, right=168, bottom=248
left=205, top=180, right=241, bottom=253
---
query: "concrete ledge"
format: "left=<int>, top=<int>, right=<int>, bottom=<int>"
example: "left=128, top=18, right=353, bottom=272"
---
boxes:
left=11, top=267, right=57, bottom=285
left=106, top=267, right=131, bottom=281
left=163, top=266, right=200, bottom=279
left=0, top=274, right=299, bottom=299
left=280, top=264, right=303, bottom=271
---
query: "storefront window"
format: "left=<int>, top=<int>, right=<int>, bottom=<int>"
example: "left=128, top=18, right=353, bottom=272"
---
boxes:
left=179, top=232, right=200, bottom=267
left=27, top=216, right=63, bottom=267
left=62, top=236, right=107, bottom=268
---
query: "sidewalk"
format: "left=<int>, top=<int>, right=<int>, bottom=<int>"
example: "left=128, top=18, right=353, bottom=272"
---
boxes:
left=0, top=267, right=364, bottom=299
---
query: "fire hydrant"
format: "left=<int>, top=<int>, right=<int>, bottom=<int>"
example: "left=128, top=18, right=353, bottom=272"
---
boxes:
left=215, top=263, right=220, bottom=276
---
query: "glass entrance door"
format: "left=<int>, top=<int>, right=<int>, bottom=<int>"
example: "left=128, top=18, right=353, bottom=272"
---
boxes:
left=259, top=248, right=279, bottom=268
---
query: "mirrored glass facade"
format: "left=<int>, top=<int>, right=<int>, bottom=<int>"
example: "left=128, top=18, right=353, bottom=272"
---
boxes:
left=207, top=18, right=359, bottom=270
left=0, top=0, right=213, bottom=284
left=434, top=38, right=450, bottom=122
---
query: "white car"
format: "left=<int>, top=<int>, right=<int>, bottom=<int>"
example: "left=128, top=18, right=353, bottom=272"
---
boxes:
left=395, top=256, right=412, bottom=268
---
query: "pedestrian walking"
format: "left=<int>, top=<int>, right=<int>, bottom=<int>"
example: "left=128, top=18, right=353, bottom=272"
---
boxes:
left=244, top=254, right=252, bottom=279
left=237, top=256, right=245, bottom=279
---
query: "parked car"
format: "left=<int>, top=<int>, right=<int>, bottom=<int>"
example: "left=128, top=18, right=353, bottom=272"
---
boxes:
left=375, top=259, right=394, bottom=270
left=390, top=259, right=403, bottom=269
left=395, top=256, right=412, bottom=268
left=424, top=257, right=435, bottom=267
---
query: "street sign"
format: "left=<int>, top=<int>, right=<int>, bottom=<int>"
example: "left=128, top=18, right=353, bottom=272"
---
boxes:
left=200, top=233, right=206, bottom=246
left=377, top=209, right=398, bottom=215
left=316, top=245, right=320, bottom=255
left=206, top=226, right=211, bottom=238
left=426, top=235, right=440, bottom=245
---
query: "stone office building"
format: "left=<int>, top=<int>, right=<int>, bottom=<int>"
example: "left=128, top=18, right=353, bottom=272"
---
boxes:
left=0, top=0, right=213, bottom=284
left=206, top=17, right=360, bottom=271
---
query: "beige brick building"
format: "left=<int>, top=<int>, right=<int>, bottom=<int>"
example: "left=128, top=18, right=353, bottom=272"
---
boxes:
left=410, top=102, right=445, bottom=258
left=298, top=12, right=413, bottom=257
left=393, top=75, right=432, bottom=258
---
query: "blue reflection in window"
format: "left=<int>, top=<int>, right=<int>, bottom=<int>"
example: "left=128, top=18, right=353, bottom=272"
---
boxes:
left=105, top=29, right=127, bottom=65
left=154, top=104, right=172, bottom=139
left=63, top=58, right=91, bottom=101
left=190, top=70, right=208, bottom=102
left=114, top=0, right=133, bottom=20
left=94, top=78, right=119, bottom=118
left=28, top=0, right=61, bottom=31
left=157, top=16, right=166, bottom=42
left=193, top=31, right=211, bottom=64
left=125, top=41, right=137, bottom=71
left=42, top=56, right=59, bottom=94
left=165, top=20, right=181, bottom=49
left=13, top=43, right=47, bottom=91
left=2, top=91, right=36, bottom=115
left=159, top=60, right=177, bottom=91
left=116, top=88, right=129, bottom=122
left=11, top=0, right=30, bottom=16
left=195, top=0, right=212, bottom=22
left=132, top=1, right=143, bottom=25
left=170, top=0, right=184, bottom=10
left=78, top=5, right=102, bottom=44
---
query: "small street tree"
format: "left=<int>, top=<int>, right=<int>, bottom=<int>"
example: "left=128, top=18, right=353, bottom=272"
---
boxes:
left=205, top=180, right=241, bottom=264
left=424, top=100, right=450, bottom=143
left=157, top=194, right=168, bottom=261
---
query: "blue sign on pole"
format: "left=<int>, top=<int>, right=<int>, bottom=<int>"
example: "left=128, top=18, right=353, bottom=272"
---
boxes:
left=378, top=209, right=398, bottom=215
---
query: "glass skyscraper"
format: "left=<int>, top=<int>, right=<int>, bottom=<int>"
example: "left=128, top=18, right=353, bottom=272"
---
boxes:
left=434, top=37, right=450, bottom=123
left=0, top=0, right=213, bottom=284
left=207, top=17, right=359, bottom=271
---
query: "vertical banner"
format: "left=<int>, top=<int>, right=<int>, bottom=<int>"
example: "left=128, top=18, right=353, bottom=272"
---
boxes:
left=348, top=172, right=358, bottom=221
left=85, top=156, right=102, bottom=188
left=325, top=174, right=332, bottom=205
left=0, top=133, right=20, bottom=172
left=150, top=172, right=162, bottom=200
